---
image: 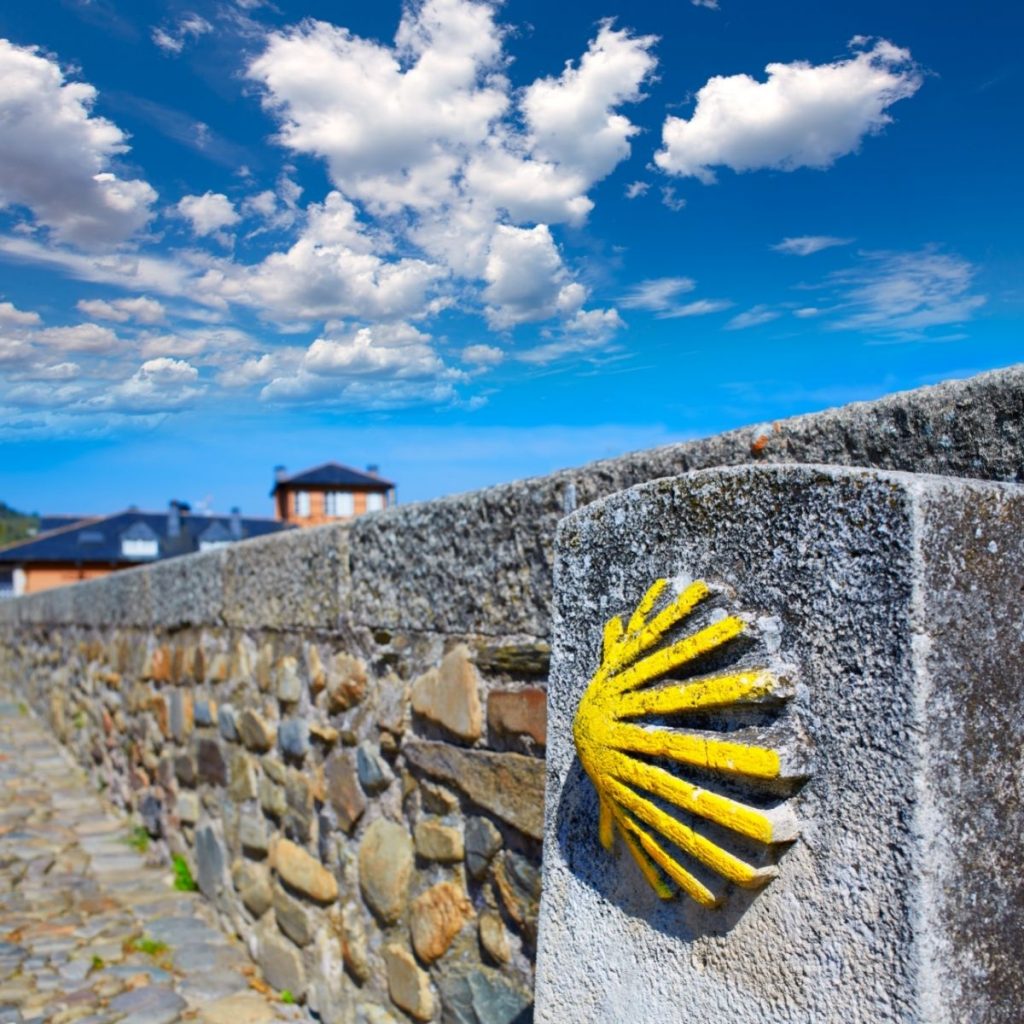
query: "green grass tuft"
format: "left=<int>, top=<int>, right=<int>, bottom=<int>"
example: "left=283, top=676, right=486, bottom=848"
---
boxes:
left=128, top=936, right=169, bottom=957
left=280, top=989, right=295, bottom=1004
left=122, top=826, right=150, bottom=853
left=90, top=955, right=105, bottom=971
left=171, top=853, right=198, bottom=892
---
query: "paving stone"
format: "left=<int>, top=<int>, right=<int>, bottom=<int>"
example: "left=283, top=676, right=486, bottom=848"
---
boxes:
left=200, top=991, right=278, bottom=1024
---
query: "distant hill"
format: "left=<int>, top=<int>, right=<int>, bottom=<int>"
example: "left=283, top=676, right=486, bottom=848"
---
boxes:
left=0, top=502, right=39, bottom=547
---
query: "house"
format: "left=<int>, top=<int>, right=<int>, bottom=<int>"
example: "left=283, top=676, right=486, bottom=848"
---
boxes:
left=271, top=462, right=396, bottom=527
left=0, top=502, right=288, bottom=598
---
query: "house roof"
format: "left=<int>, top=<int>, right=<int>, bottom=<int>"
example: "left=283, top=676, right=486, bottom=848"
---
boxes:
left=0, top=509, right=288, bottom=566
left=271, top=461, right=394, bottom=494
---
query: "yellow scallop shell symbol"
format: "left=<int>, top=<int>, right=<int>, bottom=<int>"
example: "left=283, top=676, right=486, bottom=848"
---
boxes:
left=573, top=578, right=801, bottom=907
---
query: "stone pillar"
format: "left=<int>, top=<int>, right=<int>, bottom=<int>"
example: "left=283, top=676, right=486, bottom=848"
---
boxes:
left=536, top=464, right=1024, bottom=1024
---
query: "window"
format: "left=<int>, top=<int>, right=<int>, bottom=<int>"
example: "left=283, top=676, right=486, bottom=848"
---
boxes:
left=121, top=537, right=158, bottom=559
left=366, top=492, right=385, bottom=512
left=325, top=491, right=354, bottom=517
left=295, top=490, right=311, bottom=517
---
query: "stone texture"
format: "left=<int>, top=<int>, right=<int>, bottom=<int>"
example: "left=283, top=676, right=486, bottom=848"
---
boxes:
left=356, top=740, right=393, bottom=794
left=217, top=704, right=238, bottom=742
left=478, top=911, right=511, bottom=965
left=176, top=791, right=200, bottom=825
left=275, top=656, right=303, bottom=703
left=492, top=852, right=540, bottom=945
left=278, top=718, right=310, bottom=761
left=383, top=943, right=434, bottom=1022
left=358, top=820, right=413, bottom=925
left=272, top=837, right=338, bottom=904
left=170, top=690, right=194, bottom=743
left=199, top=992, right=276, bottom=1024
left=274, top=885, right=313, bottom=947
left=239, top=813, right=269, bottom=855
left=257, top=927, right=306, bottom=999
left=487, top=688, right=547, bottom=747
left=233, top=860, right=273, bottom=917
left=464, top=817, right=503, bottom=881
left=414, top=820, right=464, bottom=862
left=409, top=881, right=473, bottom=964
left=405, top=741, right=545, bottom=840
left=237, top=709, right=276, bottom=753
left=195, top=824, right=226, bottom=900
left=228, top=751, right=258, bottom=802
left=536, top=465, right=1024, bottom=1024
left=197, top=738, right=228, bottom=786
left=439, top=966, right=532, bottom=1024
left=324, top=750, right=366, bottom=833
left=323, top=652, right=367, bottom=713
left=410, top=645, right=483, bottom=741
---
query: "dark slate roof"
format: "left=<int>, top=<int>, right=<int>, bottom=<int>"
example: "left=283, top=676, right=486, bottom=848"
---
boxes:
left=38, top=514, right=89, bottom=533
left=271, top=461, right=394, bottom=493
left=0, top=509, right=289, bottom=566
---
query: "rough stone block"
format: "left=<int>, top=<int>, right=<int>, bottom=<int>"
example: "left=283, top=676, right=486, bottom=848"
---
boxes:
left=536, top=464, right=1024, bottom=1023
left=222, top=524, right=348, bottom=631
left=149, top=547, right=226, bottom=629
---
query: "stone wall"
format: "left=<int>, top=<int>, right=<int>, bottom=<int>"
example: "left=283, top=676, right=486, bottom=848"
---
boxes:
left=0, top=364, right=1022, bottom=1024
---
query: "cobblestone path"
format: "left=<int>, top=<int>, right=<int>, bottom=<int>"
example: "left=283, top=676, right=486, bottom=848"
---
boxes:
left=0, top=694, right=314, bottom=1024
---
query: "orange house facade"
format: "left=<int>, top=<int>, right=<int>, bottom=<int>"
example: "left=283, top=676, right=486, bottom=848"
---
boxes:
left=271, top=462, right=396, bottom=527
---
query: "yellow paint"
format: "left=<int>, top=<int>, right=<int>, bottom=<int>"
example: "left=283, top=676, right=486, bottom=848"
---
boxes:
left=573, top=577, right=798, bottom=905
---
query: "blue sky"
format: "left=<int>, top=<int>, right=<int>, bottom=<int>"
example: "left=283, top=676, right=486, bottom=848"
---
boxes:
left=0, top=0, right=1020, bottom=517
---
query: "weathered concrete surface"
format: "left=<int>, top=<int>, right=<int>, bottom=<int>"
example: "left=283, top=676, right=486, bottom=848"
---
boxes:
left=536, top=464, right=1024, bottom=1024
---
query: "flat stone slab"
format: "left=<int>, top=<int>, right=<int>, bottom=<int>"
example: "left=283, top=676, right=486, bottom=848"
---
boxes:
left=0, top=694, right=313, bottom=1024
left=536, top=464, right=1024, bottom=1024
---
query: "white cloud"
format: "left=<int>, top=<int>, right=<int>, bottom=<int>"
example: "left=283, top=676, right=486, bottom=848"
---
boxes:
left=0, top=39, right=156, bottom=247
left=76, top=296, right=166, bottom=323
left=248, top=3, right=657, bottom=326
left=656, top=39, right=922, bottom=183
left=516, top=306, right=624, bottom=364
left=461, top=343, right=504, bottom=366
left=37, top=322, right=121, bottom=353
left=152, top=13, right=213, bottom=55
left=250, top=322, right=463, bottom=406
left=0, top=301, right=41, bottom=327
left=101, top=357, right=203, bottom=411
left=521, top=21, right=658, bottom=185
left=177, top=192, right=240, bottom=237
left=692, top=0, right=719, bottom=8
left=829, top=250, right=986, bottom=337
left=482, top=224, right=584, bottom=328
left=625, top=181, right=649, bottom=199
left=658, top=298, right=733, bottom=319
left=660, top=186, right=686, bottom=211
left=621, top=276, right=695, bottom=311
left=773, top=235, right=852, bottom=256
left=620, top=277, right=730, bottom=319
left=725, top=305, right=780, bottom=330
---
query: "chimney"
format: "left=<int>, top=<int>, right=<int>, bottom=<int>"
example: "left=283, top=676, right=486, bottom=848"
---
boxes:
left=230, top=507, right=242, bottom=541
left=167, top=500, right=181, bottom=538
left=366, top=464, right=380, bottom=475
left=274, top=465, right=288, bottom=482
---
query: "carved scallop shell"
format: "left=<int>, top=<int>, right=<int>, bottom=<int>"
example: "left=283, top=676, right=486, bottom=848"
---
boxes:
left=573, top=578, right=804, bottom=907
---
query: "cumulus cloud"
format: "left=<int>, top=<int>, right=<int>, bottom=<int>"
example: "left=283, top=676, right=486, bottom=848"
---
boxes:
left=773, top=235, right=852, bottom=256
left=76, top=296, right=166, bottom=323
left=0, top=39, right=156, bottom=247
left=237, top=322, right=464, bottom=406
left=248, top=2, right=657, bottom=330
left=177, top=192, right=240, bottom=237
left=461, top=343, right=504, bottom=366
left=656, top=39, right=922, bottom=183
left=37, top=322, right=121, bottom=353
left=0, top=301, right=41, bottom=327
left=101, top=356, right=203, bottom=411
left=482, top=224, right=585, bottom=327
